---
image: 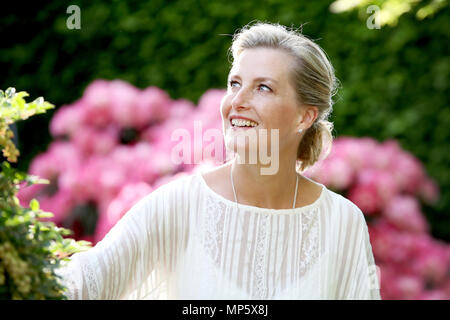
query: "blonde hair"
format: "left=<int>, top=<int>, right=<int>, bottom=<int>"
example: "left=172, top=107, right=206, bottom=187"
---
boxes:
left=229, top=21, right=339, bottom=172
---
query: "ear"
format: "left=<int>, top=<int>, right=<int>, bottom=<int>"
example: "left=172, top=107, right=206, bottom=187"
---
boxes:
left=296, top=105, right=319, bottom=131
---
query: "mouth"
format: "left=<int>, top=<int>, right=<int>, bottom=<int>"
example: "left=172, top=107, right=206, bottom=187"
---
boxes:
left=230, top=118, right=259, bottom=130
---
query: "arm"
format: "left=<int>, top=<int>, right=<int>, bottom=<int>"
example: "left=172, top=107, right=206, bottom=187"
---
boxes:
left=55, top=180, right=187, bottom=300
left=335, top=202, right=381, bottom=300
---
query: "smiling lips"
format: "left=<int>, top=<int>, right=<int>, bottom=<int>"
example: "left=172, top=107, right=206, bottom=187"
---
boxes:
left=229, top=115, right=259, bottom=129
left=231, top=118, right=258, bottom=128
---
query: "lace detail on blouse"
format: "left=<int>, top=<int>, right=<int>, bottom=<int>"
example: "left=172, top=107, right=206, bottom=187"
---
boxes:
left=253, top=214, right=269, bottom=299
left=81, top=256, right=99, bottom=299
left=202, top=192, right=322, bottom=299
left=203, top=196, right=226, bottom=265
left=299, top=207, right=319, bottom=277
left=56, top=261, right=78, bottom=299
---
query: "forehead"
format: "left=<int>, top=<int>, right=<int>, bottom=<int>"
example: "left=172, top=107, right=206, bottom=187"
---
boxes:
left=229, top=47, right=294, bottom=82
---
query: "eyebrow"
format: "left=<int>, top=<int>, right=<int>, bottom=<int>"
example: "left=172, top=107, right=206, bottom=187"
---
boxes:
left=228, top=74, right=279, bottom=85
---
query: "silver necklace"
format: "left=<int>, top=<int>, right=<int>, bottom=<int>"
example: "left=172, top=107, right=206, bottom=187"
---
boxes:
left=230, top=162, right=299, bottom=209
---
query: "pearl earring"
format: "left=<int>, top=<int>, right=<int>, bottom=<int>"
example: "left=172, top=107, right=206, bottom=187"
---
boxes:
left=298, top=128, right=303, bottom=133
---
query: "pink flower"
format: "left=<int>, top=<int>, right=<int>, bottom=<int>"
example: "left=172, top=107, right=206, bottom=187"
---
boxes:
left=379, top=263, right=424, bottom=299
left=411, top=241, right=449, bottom=286
left=194, top=89, right=226, bottom=145
left=169, top=99, right=196, bottom=119
left=388, top=152, right=426, bottom=194
left=58, top=165, right=97, bottom=203
left=72, top=125, right=118, bottom=156
left=37, top=189, right=74, bottom=224
left=302, top=160, right=328, bottom=184
left=27, top=142, right=81, bottom=187
left=351, top=169, right=400, bottom=207
left=95, top=182, right=153, bottom=243
left=48, top=141, right=82, bottom=169
left=368, top=223, right=390, bottom=262
left=50, top=102, right=85, bottom=137
left=81, top=79, right=114, bottom=128
left=348, top=183, right=381, bottom=215
left=372, top=171, right=399, bottom=206
left=444, top=279, right=450, bottom=298
left=369, top=220, right=417, bottom=264
left=324, top=157, right=354, bottom=190
left=393, top=274, right=424, bottom=300
left=108, top=80, right=142, bottom=128
left=128, top=142, right=176, bottom=183
left=135, top=86, right=172, bottom=128
left=17, top=183, right=46, bottom=208
left=109, top=142, right=177, bottom=185
left=196, top=89, right=226, bottom=114
left=145, top=118, right=192, bottom=156
left=377, top=264, right=410, bottom=300
left=109, top=145, right=137, bottom=169
left=59, top=156, right=127, bottom=203
left=389, top=233, right=418, bottom=265
left=97, top=159, right=129, bottom=199
left=141, top=149, right=177, bottom=182
left=383, top=195, right=429, bottom=234
left=331, top=137, right=377, bottom=171
left=374, top=139, right=403, bottom=170
left=94, top=126, right=119, bottom=154
left=416, top=289, right=449, bottom=300
left=191, top=108, right=222, bottom=132
left=418, top=178, right=440, bottom=205
left=28, top=153, right=60, bottom=181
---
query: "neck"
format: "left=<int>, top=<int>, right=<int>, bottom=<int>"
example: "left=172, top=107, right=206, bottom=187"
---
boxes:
left=230, top=155, right=300, bottom=209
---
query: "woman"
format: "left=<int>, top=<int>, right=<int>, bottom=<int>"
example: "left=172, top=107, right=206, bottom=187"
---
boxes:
left=56, top=22, right=381, bottom=300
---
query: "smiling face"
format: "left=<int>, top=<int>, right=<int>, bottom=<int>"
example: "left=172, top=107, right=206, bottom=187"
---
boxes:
left=221, top=47, right=304, bottom=162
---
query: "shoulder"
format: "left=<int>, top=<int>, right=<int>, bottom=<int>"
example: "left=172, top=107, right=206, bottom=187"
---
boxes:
left=322, top=189, right=371, bottom=252
left=324, top=188, right=367, bottom=228
left=153, top=172, right=198, bottom=193
left=133, top=172, right=200, bottom=210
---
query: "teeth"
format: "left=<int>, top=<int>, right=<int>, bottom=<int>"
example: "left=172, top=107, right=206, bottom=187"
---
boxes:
left=231, top=119, right=258, bottom=127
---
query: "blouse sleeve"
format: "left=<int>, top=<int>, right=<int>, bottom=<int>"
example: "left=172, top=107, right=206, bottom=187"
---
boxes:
left=335, top=200, right=382, bottom=300
left=55, top=179, right=189, bottom=300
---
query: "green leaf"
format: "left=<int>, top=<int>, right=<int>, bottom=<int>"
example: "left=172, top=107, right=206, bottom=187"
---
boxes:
left=37, top=211, right=54, bottom=219
left=5, top=87, right=16, bottom=98
left=30, top=199, right=40, bottom=211
left=34, top=97, right=44, bottom=105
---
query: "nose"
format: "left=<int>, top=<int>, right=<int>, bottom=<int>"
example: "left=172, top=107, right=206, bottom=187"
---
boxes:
left=231, top=86, right=252, bottom=110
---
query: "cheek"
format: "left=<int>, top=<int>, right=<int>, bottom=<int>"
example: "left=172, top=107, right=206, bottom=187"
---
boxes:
left=220, top=95, right=232, bottom=116
left=263, top=107, right=294, bottom=134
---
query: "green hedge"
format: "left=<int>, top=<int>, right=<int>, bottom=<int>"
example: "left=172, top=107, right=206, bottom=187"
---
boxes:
left=1, top=0, right=448, bottom=241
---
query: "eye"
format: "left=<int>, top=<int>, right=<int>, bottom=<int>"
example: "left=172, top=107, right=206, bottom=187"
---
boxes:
left=229, top=80, right=240, bottom=88
left=258, top=84, right=272, bottom=92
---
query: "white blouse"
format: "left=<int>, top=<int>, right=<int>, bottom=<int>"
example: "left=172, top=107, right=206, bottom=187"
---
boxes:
left=56, top=171, right=381, bottom=300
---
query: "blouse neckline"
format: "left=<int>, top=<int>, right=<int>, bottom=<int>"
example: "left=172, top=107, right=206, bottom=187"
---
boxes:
left=196, top=172, right=327, bottom=214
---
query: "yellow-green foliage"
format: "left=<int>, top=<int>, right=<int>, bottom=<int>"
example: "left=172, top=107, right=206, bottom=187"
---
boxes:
left=0, top=88, right=91, bottom=300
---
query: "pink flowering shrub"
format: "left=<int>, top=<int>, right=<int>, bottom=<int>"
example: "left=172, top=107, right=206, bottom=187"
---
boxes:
left=18, top=79, right=448, bottom=299
left=18, top=79, right=226, bottom=244
left=304, top=137, right=449, bottom=299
